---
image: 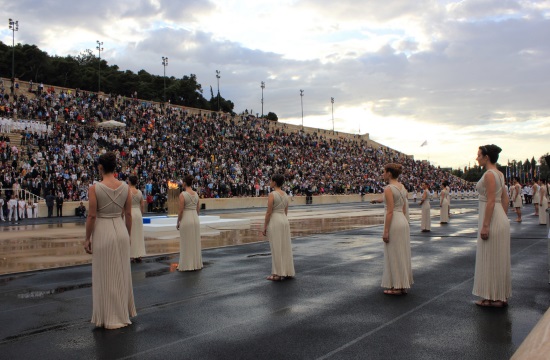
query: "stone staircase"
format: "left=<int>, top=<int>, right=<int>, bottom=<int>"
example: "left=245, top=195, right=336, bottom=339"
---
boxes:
left=3, top=132, right=23, bottom=145
left=1, top=130, right=39, bottom=167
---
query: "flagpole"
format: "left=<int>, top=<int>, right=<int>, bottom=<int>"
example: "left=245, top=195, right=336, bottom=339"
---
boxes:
left=420, top=140, right=429, bottom=163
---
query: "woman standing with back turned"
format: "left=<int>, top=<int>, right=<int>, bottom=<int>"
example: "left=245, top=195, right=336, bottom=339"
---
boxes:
left=420, top=182, right=431, bottom=232
left=473, top=145, right=511, bottom=307
left=84, top=152, right=136, bottom=329
left=440, top=181, right=450, bottom=224
left=129, top=175, right=146, bottom=262
left=381, top=163, right=413, bottom=295
left=177, top=175, right=203, bottom=271
left=532, top=180, right=540, bottom=217
left=539, top=179, right=548, bottom=226
left=263, top=173, right=295, bottom=281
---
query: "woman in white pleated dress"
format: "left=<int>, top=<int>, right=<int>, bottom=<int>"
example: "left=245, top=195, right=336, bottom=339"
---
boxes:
left=129, top=175, right=146, bottom=262
left=420, top=182, right=431, bottom=232
left=440, top=181, right=450, bottom=224
left=26, top=199, right=33, bottom=219
left=473, top=145, right=511, bottom=307
left=263, top=173, right=295, bottom=281
left=84, top=152, right=136, bottom=329
left=532, top=180, right=540, bottom=217
left=176, top=174, right=203, bottom=271
left=539, top=179, right=548, bottom=225
left=511, top=177, right=523, bottom=222
left=381, top=163, right=413, bottom=295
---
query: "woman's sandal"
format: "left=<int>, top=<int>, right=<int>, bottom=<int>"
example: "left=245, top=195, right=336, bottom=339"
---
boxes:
left=475, top=299, right=508, bottom=308
left=384, top=289, right=406, bottom=296
left=267, top=275, right=283, bottom=281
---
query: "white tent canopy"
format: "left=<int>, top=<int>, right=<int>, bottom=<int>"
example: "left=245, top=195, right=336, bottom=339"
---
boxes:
left=97, top=120, right=126, bottom=128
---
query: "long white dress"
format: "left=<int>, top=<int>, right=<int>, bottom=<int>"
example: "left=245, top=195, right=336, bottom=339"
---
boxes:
left=539, top=185, right=548, bottom=225
left=177, top=191, right=203, bottom=271
left=267, top=191, right=295, bottom=277
left=91, top=182, right=137, bottom=329
left=472, top=170, right=511, bottom=301
left=403, top=189, right=410, bottom=223
left=511, top=184, right=522, bottom=208
left=26, top=203, right=33, bottom=219
left=532, top=184, right=539, bottom=205
left=381, top=184, right=413, bottom=289
left=440, top=189, right=449, bottom=223
left=420, top=191, right=431, bottom=231
left=130, top=189, right=146, bottom=259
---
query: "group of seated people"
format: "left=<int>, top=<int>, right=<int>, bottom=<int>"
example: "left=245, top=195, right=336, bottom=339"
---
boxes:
left=0, top=80, right=472, bottom=204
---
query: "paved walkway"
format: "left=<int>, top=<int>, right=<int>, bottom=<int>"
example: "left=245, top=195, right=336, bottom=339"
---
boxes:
left=0, top=202, right=548, bottom=359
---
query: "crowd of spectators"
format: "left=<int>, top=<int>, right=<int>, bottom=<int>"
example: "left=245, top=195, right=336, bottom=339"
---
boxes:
left=0, top=78, right=473, bottom=210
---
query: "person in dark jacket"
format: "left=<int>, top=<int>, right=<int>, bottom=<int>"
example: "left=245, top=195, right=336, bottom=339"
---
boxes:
left=56, top=192, right=64, bottom=217
left=45, top=191, right=55, bottom=218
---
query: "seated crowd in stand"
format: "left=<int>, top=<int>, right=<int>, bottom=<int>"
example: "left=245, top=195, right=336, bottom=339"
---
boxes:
left=0, top=80, right=473, bottom=209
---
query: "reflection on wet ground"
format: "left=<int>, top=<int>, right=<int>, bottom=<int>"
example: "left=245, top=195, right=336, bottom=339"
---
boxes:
left=17, top=283, right=92, bottom=299
left=0, top=206, right=474, bottom=275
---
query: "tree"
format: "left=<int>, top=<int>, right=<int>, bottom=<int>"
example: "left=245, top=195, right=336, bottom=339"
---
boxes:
left=49, top=56, right=79, bottom=87
left=172, top=74, right=210, bottom=109
left=539, top=153, right=550, bottom=180
left=19, top=44, right=49, bottom=82
left=451, top=168, right=464, bottom=178
left=463, top=165, right=485, bottom=182
left=266, top=112, right=278, bottom=121
left=0, top=41, right=234, bottom=111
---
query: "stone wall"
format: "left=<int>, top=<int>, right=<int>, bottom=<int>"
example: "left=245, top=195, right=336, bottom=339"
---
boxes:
left=36, top=194, right=388, bottom=217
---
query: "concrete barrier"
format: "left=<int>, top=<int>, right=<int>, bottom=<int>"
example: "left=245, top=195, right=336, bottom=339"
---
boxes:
left=34, top=194, right=380, bottom=217
left=36, top=201, right=88, bottom=218
left=199, top=194, right=380, bottom=210
left=34, top=192, right=464, bottom=217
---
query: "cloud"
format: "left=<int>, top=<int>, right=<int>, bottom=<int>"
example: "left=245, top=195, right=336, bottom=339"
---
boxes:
left=447, top=0, right=523, bottom=20
left=297, top=0, right=437, bottom=23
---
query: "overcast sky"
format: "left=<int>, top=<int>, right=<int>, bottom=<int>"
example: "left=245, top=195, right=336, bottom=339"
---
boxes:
left=2, top=0, right=550, bottom=169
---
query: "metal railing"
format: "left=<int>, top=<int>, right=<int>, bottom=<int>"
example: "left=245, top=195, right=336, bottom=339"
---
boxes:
left=0, top=188, right=44, bottom=203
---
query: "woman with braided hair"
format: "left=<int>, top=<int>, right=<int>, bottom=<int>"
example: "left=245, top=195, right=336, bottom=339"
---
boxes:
left=381, top=163, right=413, bottom=295
left=473, top=144, right=511, bottom=308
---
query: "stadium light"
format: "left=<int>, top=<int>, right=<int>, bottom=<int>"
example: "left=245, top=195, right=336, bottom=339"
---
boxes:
left=162, top=57, right=168, bottom=102
left=8, top=18, right=19, bottom=83
left=261, top=81, right=265, bottom=117
left=216, top=70, right=221, bottom=112
left=96, top=40, right=104, bottom=93
left=331, top=97, right=335, bottom=132
left=300, top=90, right=304, bottom=128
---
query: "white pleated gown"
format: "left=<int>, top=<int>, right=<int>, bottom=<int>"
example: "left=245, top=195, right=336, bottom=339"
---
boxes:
left=381, top=185, right=413, bottom=289
left=177, top=191, right=203, bottom=271
left=532, top=184, right=539, bottom=205
left=91, top=183, right=137, bottom=329
left=130, top=189, right=146, bottom=258
left=267, top=192, right=295, bottom=277
left=472, top=170, right=511, bottom=301
left=440, top=189, right=449, bottom=223
left=511, top=185, right=522, bottom=208
left=420, top=194, right=431, bottom=231
left=539, top=188, right=548, bottom=225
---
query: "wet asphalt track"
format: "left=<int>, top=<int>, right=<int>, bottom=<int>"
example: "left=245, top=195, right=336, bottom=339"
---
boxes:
left=0, top=201, right=548, bottom=360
